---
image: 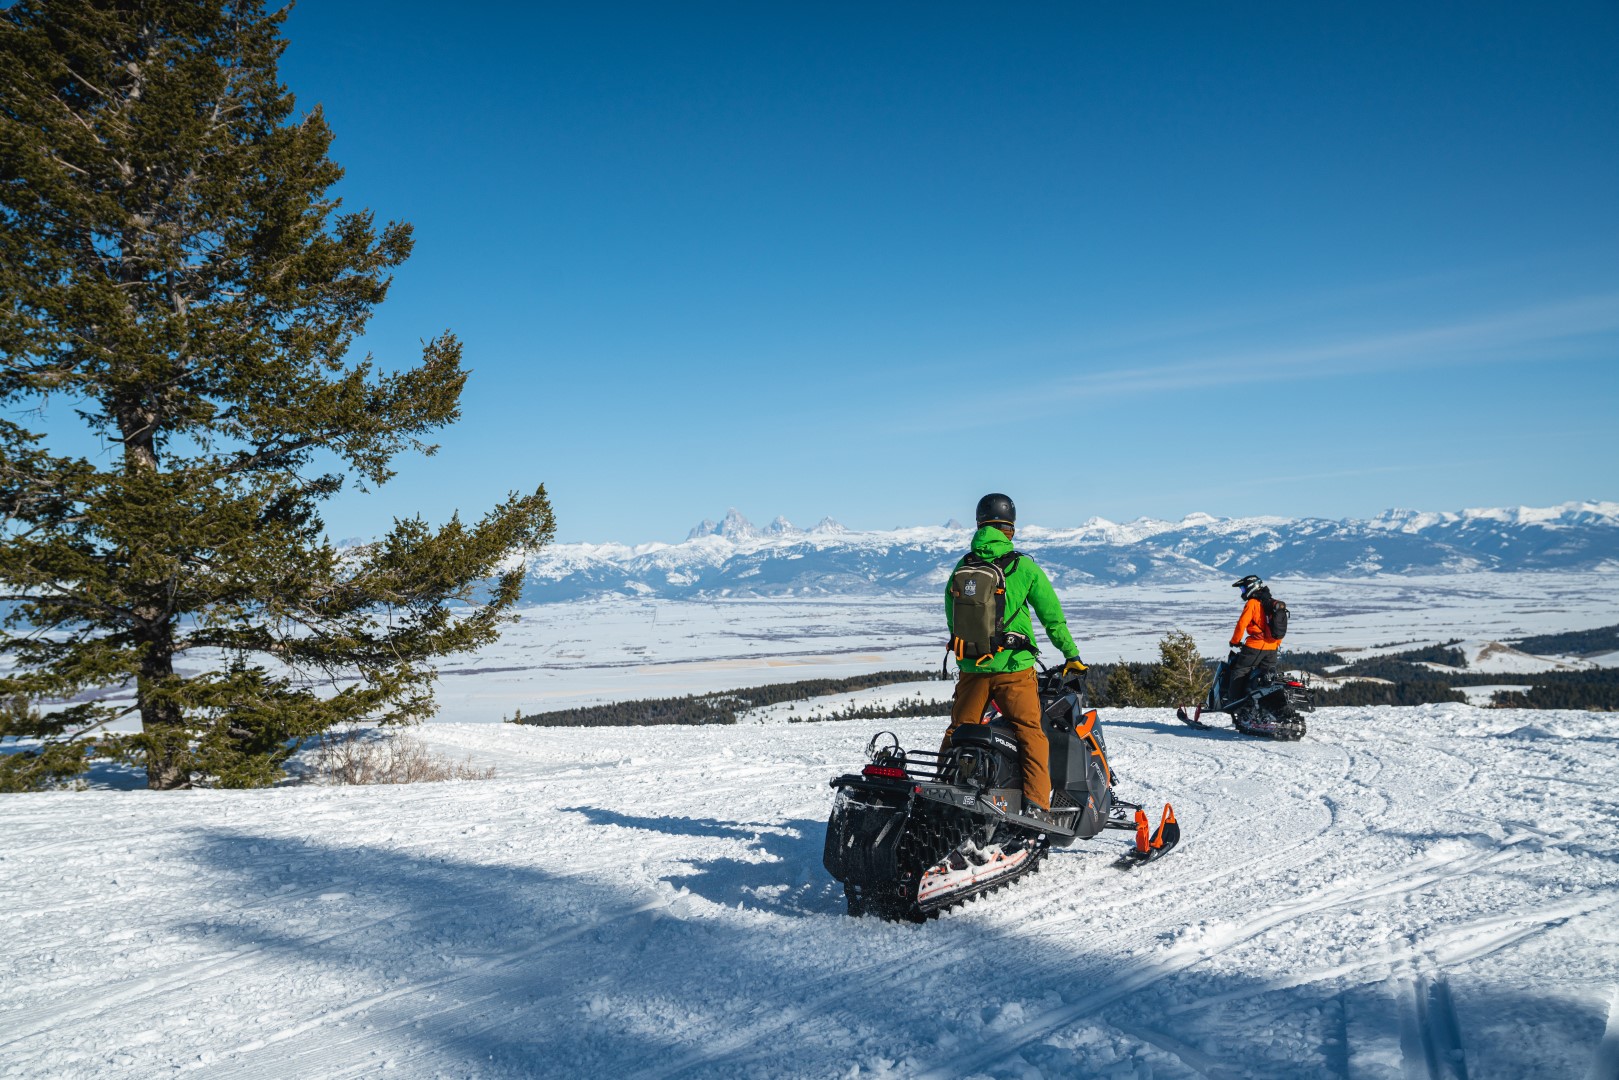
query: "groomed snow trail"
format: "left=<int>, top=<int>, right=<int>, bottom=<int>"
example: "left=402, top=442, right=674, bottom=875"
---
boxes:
left=3, top=704, right=1617, bottom=1079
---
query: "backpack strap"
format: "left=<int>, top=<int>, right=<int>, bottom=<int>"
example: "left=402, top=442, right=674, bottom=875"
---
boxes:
left=994, top=551, right=1037, bottom=655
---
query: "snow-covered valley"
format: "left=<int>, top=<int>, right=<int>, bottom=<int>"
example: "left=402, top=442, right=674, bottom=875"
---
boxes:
left=426, top=571, right=1619, bottom=721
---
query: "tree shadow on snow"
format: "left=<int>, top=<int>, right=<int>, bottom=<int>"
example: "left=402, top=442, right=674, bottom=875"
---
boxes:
left=561, top=805, right=842, bottom=917
left=163, top=823, right=1615, bottom=1080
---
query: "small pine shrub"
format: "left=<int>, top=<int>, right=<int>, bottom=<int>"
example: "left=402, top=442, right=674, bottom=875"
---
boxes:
left=1104, top=662, right=1164, bottom=708
left=312, top=727, right=496, bottom=785
left=1154, top=630, right=1212, bottom=709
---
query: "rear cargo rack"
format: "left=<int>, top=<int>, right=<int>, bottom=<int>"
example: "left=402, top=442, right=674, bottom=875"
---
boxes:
left=860, top=748, right=947, bottom=784
left=861, top=731, right=950, bottom=783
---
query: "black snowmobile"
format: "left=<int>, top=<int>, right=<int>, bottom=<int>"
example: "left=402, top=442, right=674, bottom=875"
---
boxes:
left=1176, top=658, right=1315, bottom=740
left=822, top=666, right=1179, bottom=922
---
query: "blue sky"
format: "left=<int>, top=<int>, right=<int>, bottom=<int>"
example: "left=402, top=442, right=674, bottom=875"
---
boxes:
left=275, top=1, right=1619, bottom=543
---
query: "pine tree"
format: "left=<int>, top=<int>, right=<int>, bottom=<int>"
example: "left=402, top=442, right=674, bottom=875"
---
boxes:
left=0, top=1, right=554, bottom=789
left=1104, top=661, right=1162, bottom=708
left=1153, top=630, right=1212, bottom=709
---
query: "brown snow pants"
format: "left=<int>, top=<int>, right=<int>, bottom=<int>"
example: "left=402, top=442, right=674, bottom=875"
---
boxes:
left=940, top=667, right=1051, bottom=811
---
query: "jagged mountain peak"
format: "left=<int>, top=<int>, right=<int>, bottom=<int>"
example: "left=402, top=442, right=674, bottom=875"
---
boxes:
left=718, top=508, right=757, bottom=539
left=688, top=509, right=764, bottom=540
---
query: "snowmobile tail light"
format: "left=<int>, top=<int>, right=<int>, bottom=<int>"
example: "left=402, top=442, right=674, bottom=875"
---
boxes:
left=862, top=765, right=907, bottom=779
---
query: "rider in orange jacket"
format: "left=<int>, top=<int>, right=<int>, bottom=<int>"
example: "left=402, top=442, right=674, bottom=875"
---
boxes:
left=1227, top=575, right=1280, bottom=700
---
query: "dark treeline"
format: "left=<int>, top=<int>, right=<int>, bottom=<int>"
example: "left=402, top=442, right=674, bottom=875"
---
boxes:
left=513, top=635, right=1618, bottom=730
left=1286, top=643, right=1619, bottom=710
left=1279, top=649, right=1348, bottom=671
left=1325, top=650, right=1467, bottom=683
left=1081, top=661, right=1174, bottom=709
left=1509, top=624, right=1619, bottom=657
left=1312, top=682, right=1468, bottom=707
left=785, top=694, right=950, bottom=724
left=1487, top=675, right=1618, bottom=710
left=510, top=670, right=942, bottom=728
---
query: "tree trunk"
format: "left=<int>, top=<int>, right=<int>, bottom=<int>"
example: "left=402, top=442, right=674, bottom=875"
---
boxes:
left=135, top=621, right=189, bottom=790
left=120, top=396, right=186, bottom=789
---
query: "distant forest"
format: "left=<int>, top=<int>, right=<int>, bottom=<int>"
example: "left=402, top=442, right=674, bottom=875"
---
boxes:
left=512, top=628, right=1619, bottom=730
left=1508, top=623, right=1619, bottom=658
left=509, top=670, right=947, bottom=728
left=1027, top=639, right=1616, bottom=711
left=1283, top=640, right=1619, bottom=710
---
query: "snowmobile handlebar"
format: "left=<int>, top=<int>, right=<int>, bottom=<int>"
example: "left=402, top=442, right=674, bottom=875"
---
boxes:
left=1039, top=662, right=1090, bottom=696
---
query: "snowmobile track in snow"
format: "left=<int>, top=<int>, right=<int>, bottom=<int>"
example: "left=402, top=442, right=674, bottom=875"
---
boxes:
left=907, top=838, right=1547, bottom=1080
left=219, top=897, right=677, bottom=1079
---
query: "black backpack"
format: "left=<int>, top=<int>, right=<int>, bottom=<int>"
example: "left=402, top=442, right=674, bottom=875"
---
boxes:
left=947, top=552, right=1034, bottom=665
left=1266, top=597, right=1289, bottom=640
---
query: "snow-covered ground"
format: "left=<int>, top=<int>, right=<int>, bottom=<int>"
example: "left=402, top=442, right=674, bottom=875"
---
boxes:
left=4, top=704, right=1619, bottom=1079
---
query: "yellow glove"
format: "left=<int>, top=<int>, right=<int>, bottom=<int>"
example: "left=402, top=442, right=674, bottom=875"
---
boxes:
left=1062, top=657, right=1088, bottom=675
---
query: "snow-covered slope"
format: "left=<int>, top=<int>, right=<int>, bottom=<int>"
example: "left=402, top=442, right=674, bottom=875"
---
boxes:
left=4, top=707, right=1617, bottom=1078
left=515, top=501, right=1619, bottom=601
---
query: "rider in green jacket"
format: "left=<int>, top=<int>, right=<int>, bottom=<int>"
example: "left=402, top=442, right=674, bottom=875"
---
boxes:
left=941, top=493, right=1086, bottom=815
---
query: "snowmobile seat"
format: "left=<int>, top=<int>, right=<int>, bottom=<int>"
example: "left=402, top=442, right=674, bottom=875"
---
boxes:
left=948, top=723, right=1020, bottom=757
left=948, top=724, right=993, bottom=747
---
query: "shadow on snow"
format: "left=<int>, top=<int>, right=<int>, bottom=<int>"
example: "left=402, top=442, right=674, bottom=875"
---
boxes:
left=168, top=814, right=1611, bottom=1080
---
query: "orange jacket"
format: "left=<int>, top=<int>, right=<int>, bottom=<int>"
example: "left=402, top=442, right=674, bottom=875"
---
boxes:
left=1231, top=598, right=1280, bottom=650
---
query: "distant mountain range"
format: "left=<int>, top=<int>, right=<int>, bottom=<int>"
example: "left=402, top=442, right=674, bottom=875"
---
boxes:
left=515, top=501, right=1619, bottom=602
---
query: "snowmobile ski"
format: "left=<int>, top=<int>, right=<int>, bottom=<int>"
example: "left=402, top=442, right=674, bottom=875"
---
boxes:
left=1175, top=705, right=1216, bottom=730
left=1114, top=803, right=1180, bottom=869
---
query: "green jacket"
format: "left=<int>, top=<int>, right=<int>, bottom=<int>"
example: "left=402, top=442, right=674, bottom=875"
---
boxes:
left=945, top=525, right=1080, bottom=674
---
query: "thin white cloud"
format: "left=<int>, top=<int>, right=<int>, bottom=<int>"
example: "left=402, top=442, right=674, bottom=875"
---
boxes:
left=1151, top=459, right=1499, bottom=506
left=1055, top=292, right=1619, bottom=399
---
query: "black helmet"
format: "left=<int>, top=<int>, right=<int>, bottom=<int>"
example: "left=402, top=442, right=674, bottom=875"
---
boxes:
left=975, top=493, right=1016, bottom=528
left=1232, top=574, right=1265, bottom=601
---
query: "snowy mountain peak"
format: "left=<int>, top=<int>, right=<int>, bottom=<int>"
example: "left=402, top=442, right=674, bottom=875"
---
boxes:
left=1456, top=500, right=1619, bottom=527
left=943, top=518, right=967, bottom=530
left=688, top=509, right=765, bottom=540
left=811, top=517, right=846, bottom=534
left=767, top=515, right=798, bottom=536
left=718, top=509, right=758, bottom=539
